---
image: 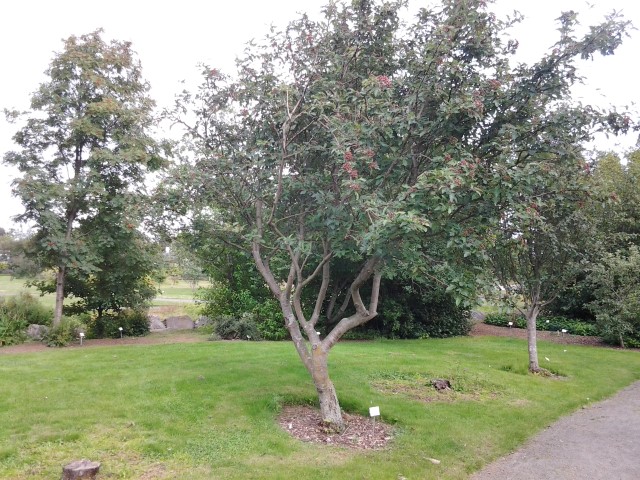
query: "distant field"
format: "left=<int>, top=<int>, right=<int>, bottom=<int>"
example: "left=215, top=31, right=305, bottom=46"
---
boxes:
left=0, top=275, right=209, bottom=313
left=0, top=275, right=56, bottom=308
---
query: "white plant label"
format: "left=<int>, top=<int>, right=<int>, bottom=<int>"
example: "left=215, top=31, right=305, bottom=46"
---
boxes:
left=369, top=406, right=380, bottom=417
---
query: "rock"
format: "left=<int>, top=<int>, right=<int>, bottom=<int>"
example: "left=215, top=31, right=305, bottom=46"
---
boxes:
left=148, top=315, right=166, bottom=331
left=428, top=457, right=441, bottom=465
left=26, top=324, right=50, bottom=340
left=165, top=315, right=194, bottom=330
left=195, top=315, right=212, bottom=328
left=470, top=310, right=486, bottom=323
left=431, top=379, right=452, bottom=391
left=61, top=459, right=100, bottom=479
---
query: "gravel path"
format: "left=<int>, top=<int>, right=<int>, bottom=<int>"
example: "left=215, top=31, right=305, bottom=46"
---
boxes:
left=471, top=380, right=640, bottom=480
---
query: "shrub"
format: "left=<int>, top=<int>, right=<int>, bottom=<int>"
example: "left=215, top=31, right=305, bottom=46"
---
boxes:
left=1, top=292, right=52, bottom=325
left=0, top=311, right=27, bottom=346
left=586, top=246, right=640, bottom=348
left=366, top=282, right=471, bottom=339
left=212, top=313, right=262, bottom=340
left=253, top=299, right=288, bottom=340
left=43, top=315, right=88, bottom=347
left=198, top=284, right=288, bottom=340
left=87, top=309, right=149, bottom=338
left=0, top=293, right=53, bottom=346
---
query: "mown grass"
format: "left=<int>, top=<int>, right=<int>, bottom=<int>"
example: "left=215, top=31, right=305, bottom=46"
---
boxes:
left=0, top=275, right=56, bottom=308
left=1, top=336, right=639, bottom=479
left=0, top=275, right=206, bottom=315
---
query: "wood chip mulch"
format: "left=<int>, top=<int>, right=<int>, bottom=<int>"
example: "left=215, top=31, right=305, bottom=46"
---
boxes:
left=277, top=405, right=393, bottom=450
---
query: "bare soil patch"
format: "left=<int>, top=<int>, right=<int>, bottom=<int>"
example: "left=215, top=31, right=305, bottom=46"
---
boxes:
left=277, top=405, right=393, bottom=450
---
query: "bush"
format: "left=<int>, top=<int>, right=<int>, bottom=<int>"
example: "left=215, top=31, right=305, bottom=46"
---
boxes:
left=87, top=309, right=149, bottom=338
left=212, top=313, right=262, bottom=340
left=365, top=282, right=471, bottom=339
left=43, top=315, right=88, bottom=347
left=198, top=284, right=288, bottom=340
left=1, top=292, right=52, bottom=325
left=0, top=311, right=27, bottom=346
left=484, top=313, right=598, bottom=336
left=0, top=293, right=53, bottom=346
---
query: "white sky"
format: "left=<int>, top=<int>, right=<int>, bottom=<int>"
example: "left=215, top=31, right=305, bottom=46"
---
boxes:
left=1, top=0, right=638, bottom=230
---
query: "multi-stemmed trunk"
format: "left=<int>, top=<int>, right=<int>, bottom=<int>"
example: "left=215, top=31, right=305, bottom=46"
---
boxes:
left=253, top=230, right=380, bottom=431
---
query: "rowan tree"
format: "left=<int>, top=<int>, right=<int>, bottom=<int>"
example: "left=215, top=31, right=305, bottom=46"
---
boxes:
left=4, top=30, right=166, bottom=326
left=164, top=0, right=632, bottom=429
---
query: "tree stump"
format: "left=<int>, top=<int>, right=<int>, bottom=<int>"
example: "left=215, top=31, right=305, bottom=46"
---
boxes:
left=431, top=379, right=452, bottom=391
left=61, top=460, right=101, bottom=480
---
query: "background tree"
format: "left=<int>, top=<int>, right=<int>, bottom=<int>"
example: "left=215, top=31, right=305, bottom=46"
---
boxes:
left=163, top=0, right=632, bottom=430
left=0, top=229, right=42, bottom=277
left=585, top=245, right=640, bottom=348
left=3, top=30, right=166, bottom=326
left=487, top=154, right=593, bottom=372
left=547, top=149, right=640, bottom=316
left=33, top=195, right=163, bottom=318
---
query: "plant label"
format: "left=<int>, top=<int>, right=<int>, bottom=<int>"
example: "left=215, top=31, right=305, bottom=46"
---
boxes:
left=369, top=406, right=380, bottom=417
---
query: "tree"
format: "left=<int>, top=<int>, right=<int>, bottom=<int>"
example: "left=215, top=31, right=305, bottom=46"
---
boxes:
left=487, top=155, right=593, bottom=372
left=586, top=245, right=640, bottom=348
left=4, top=30, right=166, bottom=326
left=33, top=196, right=163, bottom=318
left=548, top=149, right=640, bottom=321
left=164, top=0, right=632, bottom=429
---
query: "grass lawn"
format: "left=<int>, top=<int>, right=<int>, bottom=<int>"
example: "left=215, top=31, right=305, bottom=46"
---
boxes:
left=0, top=275, right=56, bottom=308
left=1, top=336, right=639, bottom=479
left=0, top=275, right=207, bottom=315
left=155, top=279, right=207, bottom=300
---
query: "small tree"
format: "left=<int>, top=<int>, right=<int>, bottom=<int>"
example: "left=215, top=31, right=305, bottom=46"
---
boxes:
left=4, top=30, right=166, bottom=326
left=487, top=155, right=593, bottom=372
left=164, top=0, right=632, bottom=429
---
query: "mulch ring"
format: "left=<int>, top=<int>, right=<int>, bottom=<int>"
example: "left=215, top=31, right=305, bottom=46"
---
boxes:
left=277, top=405, right=393, bottom=450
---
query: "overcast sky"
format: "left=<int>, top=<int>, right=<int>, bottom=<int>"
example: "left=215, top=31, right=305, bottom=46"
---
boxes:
left=1, top=0, right=638, bottom=230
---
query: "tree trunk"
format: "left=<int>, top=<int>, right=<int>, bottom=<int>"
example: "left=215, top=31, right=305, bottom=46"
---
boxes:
left=53, top=265, right=66, bottom=327
left=310, top=347, right=344, bottom=432
left=525, top=305, right=541, bottom=373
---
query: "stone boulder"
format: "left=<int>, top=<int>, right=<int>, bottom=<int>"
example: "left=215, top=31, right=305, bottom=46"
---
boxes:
left=470, top=310, right=486, bottom=323
left=148, top=315, right=166, bottom=331
left=26, top=324, right=50, bottom=340
left=165, top=315, right=194, bottom=330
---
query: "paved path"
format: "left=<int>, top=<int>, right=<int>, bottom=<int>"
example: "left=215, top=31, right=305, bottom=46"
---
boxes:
left=471, top=381, right=640, bottom=480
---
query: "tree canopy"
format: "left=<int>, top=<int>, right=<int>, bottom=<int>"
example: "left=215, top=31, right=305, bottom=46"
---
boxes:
left=4, top=30, right=167, bottom=325
left=160, top=0, right=633, bottom=430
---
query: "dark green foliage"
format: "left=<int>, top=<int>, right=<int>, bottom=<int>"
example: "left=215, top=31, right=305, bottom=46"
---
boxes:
left=211, top=314, right=262, bottom=341
left=87, top=309, right=149, bottom=338
left=484, top=313, right=598, bottom=337
left=43, top=315, right=87, bottom=347
left=364, top=282, right=471, bottom=339
left=586, top=245, right=640, bottom=348
left=194, top=247, right=289, bottom=341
